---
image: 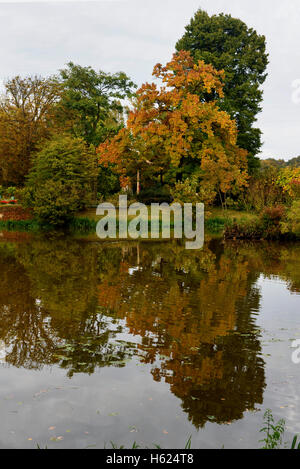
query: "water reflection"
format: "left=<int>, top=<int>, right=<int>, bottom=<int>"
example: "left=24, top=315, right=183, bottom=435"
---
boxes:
left=1, top=235, right=300, bottom=428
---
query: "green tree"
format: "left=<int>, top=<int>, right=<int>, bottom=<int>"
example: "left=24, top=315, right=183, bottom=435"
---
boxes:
left=176, top=9, right=269, bottom=173
left=57, top=62, right=136, bottom=146
left=21, top=135, right=97, bottom=225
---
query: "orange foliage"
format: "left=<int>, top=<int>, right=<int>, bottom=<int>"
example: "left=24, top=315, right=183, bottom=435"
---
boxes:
left=97, top=51, right=248, bottom=202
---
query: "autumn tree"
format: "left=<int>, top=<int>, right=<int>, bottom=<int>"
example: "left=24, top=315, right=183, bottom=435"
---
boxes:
left=276, top=167, right=300, bottom=199
left=98, top=51, right=248, bottom=206
left=242, top=166, right=285, bottom=212
left=0, top=76, right=62, bottom=185
left=176, top=9, right=269, bottom=173
left=96, top=242, right=265, bottom=427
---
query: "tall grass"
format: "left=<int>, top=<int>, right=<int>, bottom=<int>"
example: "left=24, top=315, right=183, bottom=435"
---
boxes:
left=0, top=219, right=41, bottom=232
left=69, top=217, right=193, bottom=235
left=69, top=217, right=97, bottom=233
left=205, top=216, right=226, bottom=233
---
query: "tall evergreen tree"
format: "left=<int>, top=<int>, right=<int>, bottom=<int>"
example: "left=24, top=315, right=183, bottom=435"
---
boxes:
left=176, top=9, right=269, bottom=173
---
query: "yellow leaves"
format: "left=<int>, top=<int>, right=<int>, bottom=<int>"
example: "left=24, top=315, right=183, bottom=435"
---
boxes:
left=277, top=167, right=300, bottom=198
left=120, top=176, right=131, bottom=189
left=153, top=51, right=225, bottom=99
left=200, top=140, right=248, bottom=198
left=97, top=50, right=247, bottom=196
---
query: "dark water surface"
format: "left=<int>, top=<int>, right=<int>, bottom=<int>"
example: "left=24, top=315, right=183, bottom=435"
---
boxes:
left=0, top=233, right=299, bottom=449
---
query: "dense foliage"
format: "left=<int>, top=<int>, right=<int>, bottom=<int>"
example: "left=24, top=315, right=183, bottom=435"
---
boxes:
left=98, top=51, right=248, bottom=207
left=57, top=62, right=136, bottom=146
left=176, top=9, right=269, bottom=173
left=0, top=76, right=62, bottom=185
left=21, top=135, right=97, bottom=225
left=0, top=9, right=299, bottom=230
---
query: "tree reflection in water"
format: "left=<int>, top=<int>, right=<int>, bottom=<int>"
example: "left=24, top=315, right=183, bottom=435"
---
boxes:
left=1, top=235, right=299, bottom=427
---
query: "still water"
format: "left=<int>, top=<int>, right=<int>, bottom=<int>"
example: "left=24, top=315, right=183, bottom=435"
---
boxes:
left=0, top=232, right=299, bottom=449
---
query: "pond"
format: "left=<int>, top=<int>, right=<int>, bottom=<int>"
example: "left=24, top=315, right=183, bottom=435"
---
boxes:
left=0, top=233, right=299, bottom=449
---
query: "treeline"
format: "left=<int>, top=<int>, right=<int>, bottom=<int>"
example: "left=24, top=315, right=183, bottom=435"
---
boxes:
left=262, top=156, right=300, bottom=169
left=0, top=63, right=136, bottom=187
left=1, top=8, right=299, bottom=231
left=0, top=63, right=136, bottom=223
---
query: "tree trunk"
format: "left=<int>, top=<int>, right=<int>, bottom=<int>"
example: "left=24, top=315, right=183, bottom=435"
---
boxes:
left=137, top=169, right=140, bottom=195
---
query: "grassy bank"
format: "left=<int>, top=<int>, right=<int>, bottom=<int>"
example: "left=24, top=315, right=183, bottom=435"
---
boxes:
left=75, top=207, right=258, bottom=236
left=0, top=219, right=41, bottom=232
left=70, top=208, right=257, bottom=236
left=0, top=206, right=298, bottom=242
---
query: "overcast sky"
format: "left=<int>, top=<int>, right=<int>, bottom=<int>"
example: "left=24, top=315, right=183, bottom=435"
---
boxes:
left=0, top=0, right=299, bottom=160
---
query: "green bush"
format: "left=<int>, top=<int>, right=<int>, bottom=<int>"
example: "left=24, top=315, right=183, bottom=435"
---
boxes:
left=281, top=200, right=300, bottom=237
left=171, top=175, right=216, bottom=206
left=0, top=186, right=17, bottom=200
left=21, top=135, right=97, bottom=226
left=5, top=186, right=16, bottom=199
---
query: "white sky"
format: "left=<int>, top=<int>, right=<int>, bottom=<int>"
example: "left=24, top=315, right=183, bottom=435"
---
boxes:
left=0, top=0, right=299, bottom=160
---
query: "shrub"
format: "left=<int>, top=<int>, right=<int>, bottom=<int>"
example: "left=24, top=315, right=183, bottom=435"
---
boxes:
left=241, top=167, right=285, bottom=212
left=5, top=186, right=16, bottom=199
left=261, top=205, right=285, bottom=228
left=281, top=200, right=300, bottom=237
left=262, top=205, right=286, bottom=221
left=224, top=218, right=264, bottom=240
left=224, top=206, right=286, bottom=240
left=20, top=135, right=97, bottom=226
left=171, top=175, right=215, bottom=205
left=259, top=205, right=286, bottom=238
